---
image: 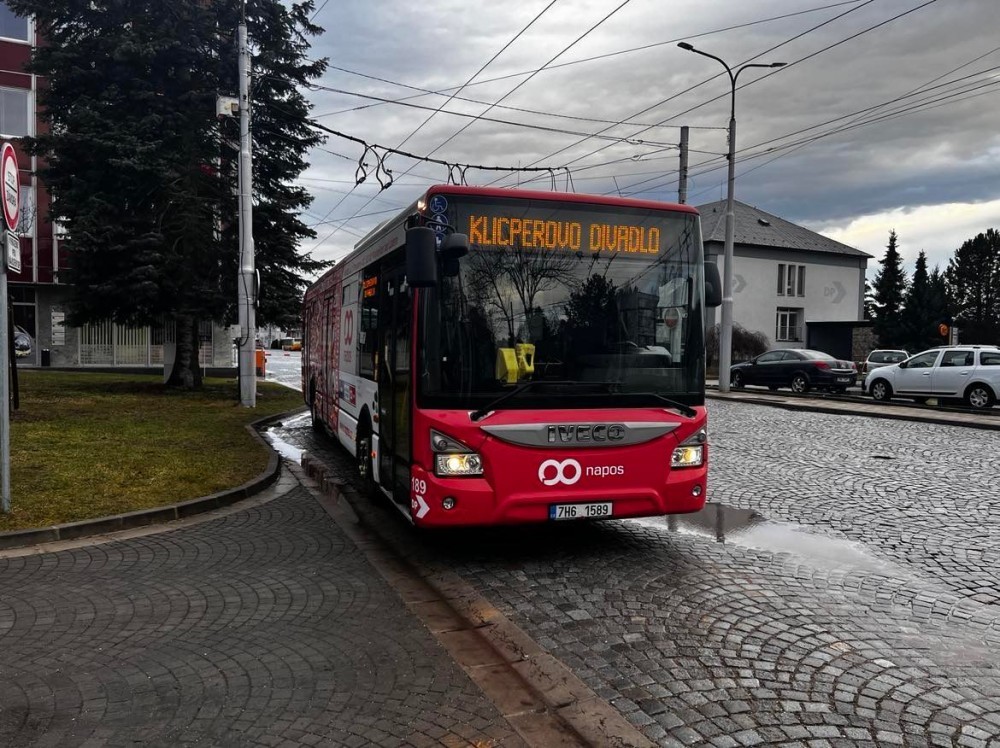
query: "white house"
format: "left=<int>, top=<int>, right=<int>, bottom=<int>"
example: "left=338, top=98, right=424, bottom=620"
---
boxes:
left=697, top=200, right=871, bottom=355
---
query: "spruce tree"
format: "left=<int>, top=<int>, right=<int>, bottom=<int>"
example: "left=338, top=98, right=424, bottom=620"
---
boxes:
left=927, top=265, right=952, bottom=347
left=871, top=230, right=908, bottom=348
left=945, top=228, right=1000, bottom=344
left=10, top=0, right=329, bottom=388
left=899, top=251, right=936, bottom=352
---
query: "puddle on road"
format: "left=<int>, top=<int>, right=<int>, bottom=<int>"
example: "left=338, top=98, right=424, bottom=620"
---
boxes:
left=263, top=413, right=310, bottom=464
left=636, top=503, right=893, bottom=573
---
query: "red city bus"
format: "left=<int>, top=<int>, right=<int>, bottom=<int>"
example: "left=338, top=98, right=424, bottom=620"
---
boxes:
left=303, top=185, right=721, bottom=527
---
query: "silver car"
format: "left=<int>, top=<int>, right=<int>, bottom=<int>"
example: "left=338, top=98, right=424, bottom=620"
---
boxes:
left=865, top=346, right=1000, bottom=409
left=860, top=349, right=908, bottom=392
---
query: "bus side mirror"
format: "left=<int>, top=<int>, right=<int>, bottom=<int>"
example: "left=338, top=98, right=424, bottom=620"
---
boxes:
left=406, top=227, right=438, bottom=288
left=704, top=261, right=722, bottom=307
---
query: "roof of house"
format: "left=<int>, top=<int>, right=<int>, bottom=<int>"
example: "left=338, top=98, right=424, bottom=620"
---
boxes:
left=696, top=199, right=871, bottom=258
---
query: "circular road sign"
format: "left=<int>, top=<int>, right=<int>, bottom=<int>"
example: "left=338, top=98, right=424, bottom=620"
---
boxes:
left=663, top=307, right=680, bottom=329
left=1, top=143, right=19, bottom=232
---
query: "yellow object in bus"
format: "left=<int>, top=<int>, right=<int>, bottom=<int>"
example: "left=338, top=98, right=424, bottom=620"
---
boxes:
left=495, top=343, right=536, bottom=384
left=516, top=343, right=535, bottom=377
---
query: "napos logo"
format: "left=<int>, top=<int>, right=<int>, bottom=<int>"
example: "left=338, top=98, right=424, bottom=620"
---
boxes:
left=538, top=459, right=625, bottom=486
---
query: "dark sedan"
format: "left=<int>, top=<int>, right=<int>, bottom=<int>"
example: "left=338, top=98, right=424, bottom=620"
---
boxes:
left=730, top=348, right=857, bottom=394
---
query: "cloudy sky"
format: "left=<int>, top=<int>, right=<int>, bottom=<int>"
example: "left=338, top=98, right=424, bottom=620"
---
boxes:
left=294, top=0, right=1000, bottom=278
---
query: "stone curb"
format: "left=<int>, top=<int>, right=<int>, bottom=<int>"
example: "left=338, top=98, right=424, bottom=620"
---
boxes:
left=0, top=408, right=306, bottom=551
left=299, top=453, right=655, bottom=748
left=707, top=390, right=1000, bottom=431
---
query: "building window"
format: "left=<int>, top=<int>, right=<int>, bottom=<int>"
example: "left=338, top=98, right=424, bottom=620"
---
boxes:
left=777, top=263, right=806, bottom=297
left=0, top=3, right=29, bottom=42
left=776, top=307, right=802, bottom=342
left=0, top=87, right=30, bottom=138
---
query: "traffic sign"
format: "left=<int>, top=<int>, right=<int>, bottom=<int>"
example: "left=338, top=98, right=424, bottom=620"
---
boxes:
left=663, top=307, right=680, bottom=330
left=938, top=323, right=949, bottom=338
left=1, top=143, right=18, bottom=233
left=5, top=231, right=19, bottom=274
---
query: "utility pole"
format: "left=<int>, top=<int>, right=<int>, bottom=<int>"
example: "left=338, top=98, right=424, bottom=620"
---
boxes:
left=678, top=42, right=785, bottom=392
left=237, top=6, right=256, bottom=407
left=677, top=126, right=689, bottom=204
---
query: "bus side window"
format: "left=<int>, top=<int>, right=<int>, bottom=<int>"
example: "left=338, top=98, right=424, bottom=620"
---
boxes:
left=360, top=271, right=379, bottom=378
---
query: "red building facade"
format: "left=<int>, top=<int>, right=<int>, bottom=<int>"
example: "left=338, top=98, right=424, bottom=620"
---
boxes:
left=1, top=3, right=61, bottom=363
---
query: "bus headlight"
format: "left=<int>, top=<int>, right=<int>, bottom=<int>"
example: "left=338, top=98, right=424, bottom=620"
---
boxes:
left=671, top=445, right=703, bottom=468
left=435, top=453, right=483, bottom=476
left=431, top=429, right=483, bottom=476
left=671, top=428, right=706, bottom=468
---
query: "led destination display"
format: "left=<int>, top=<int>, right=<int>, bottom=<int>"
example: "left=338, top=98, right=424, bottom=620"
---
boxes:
left=466, top=214, right=662, bottom=255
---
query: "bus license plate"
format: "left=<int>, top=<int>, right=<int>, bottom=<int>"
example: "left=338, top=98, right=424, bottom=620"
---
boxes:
left=549, top=502, right=612, bottom=520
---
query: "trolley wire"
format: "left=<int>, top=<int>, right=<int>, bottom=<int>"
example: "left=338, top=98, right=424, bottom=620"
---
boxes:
left=488, top=0, right=881, bottom=187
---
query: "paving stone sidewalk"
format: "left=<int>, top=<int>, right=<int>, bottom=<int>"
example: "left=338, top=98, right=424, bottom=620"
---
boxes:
left=0, top=473, right=523, bottom=747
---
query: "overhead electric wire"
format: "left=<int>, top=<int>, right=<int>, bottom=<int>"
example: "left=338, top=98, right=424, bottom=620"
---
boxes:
left=313, top=1, right=868, bottom=118
left=628, top=51, right=1000, bottom=198
left=310, top=0, right=638, bottom=254
left=302, top=81, right=676, bottom=147
left=306, top=0, right=563, bottom=254
left=315, top=64, right=725, bottom=131
left=489, top=0, right=880, bottom=187
left=507, top=0, right=942, bottom=195
left=624, top=71, right=1000, bottom=200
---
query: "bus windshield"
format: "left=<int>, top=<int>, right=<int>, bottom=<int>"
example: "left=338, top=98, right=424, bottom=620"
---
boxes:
left=418, top=194, right=707, bottom=411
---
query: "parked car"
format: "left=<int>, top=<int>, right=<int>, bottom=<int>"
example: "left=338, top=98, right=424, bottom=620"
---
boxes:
left=13, top=325, right=32, bottom=358
left=282, top=338, right=302, bottom=352
left=865, top=345, right=1000, bottom=409
left=730, top=349, right=857, bottom=394
left=860, top=349, right=908, bottom=392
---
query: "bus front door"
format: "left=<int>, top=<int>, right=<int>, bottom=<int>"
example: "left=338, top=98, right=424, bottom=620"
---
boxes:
left=376, top=265, right=412, bottom=509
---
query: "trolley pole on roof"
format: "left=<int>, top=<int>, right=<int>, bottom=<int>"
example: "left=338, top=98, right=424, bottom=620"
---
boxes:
left=237, top=5, right=257, bottom=407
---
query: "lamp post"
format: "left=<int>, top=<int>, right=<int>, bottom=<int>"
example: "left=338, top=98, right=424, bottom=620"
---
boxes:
left=678, top=43, right=785, bottom=392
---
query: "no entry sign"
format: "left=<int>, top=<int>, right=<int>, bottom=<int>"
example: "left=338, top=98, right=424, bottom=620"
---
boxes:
left=1, top=143, right=18, bottom=233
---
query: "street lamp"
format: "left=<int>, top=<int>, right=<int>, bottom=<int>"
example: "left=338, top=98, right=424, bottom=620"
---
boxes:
left=678, top=42, right=785, bottom=392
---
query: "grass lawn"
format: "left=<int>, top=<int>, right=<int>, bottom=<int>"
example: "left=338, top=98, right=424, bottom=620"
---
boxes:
left=0, top=371, right=304, bottom=533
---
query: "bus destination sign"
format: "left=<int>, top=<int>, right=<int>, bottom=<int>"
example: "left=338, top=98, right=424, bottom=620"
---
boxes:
left=466, top=214, right=661, bottom=255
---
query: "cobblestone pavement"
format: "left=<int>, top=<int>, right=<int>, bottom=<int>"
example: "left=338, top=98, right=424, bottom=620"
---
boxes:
left=708, top=400, right=1000, bottom=608
left=0, top=473, right=522, bottom=747
left=288, top=402, right=1000, bottom=748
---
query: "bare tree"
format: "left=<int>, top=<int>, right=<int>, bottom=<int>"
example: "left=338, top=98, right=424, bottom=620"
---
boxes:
left=466, top=243, right=577, bottom=344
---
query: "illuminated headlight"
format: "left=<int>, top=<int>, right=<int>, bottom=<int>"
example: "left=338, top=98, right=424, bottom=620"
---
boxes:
left=671, top=445, right=704, bottom=467
left=671, top=427, right=707, bottom=468
left=435, top=453, right=483, bottom=476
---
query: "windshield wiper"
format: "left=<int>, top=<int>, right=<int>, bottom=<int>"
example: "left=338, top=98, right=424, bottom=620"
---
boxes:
left=470, top=380, right=609, bottom=422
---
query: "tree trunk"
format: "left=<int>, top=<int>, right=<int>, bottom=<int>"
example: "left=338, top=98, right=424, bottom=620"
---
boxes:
left=166, top=314, right=201, bottom=389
